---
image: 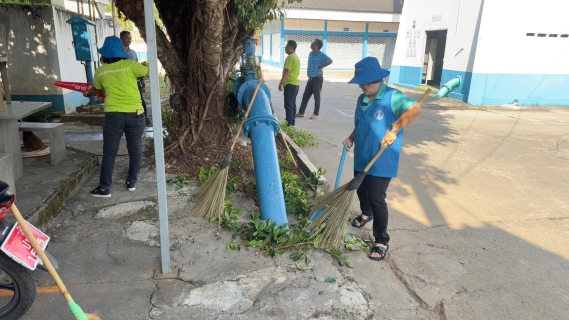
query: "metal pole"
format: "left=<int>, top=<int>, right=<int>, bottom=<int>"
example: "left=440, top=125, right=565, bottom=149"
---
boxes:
left=87, top=0, right=92, bottom=19
left=91, top=0, right=99, bottom=70
left=143, top=0, right=170, bottom=274
left=111, top=1, right=117, bottom=36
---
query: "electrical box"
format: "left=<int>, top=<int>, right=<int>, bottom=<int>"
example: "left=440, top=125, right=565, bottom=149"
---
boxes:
left=66, top=17, right=97, bottom=62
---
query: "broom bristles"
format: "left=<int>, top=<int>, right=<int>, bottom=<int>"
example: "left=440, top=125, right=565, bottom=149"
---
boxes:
left=312, top=184, right=349, bottom=209
left=22, top=131, right=47, bottom=151
left=306, top=189, right=357, bottom=250
left=192, top=167, right=229, bottom=219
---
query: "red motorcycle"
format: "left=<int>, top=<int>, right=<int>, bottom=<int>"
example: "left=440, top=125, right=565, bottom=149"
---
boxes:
left=0, top=180, right=57, bottom=319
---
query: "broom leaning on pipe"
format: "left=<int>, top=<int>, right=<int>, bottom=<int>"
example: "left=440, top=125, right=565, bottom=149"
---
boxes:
left=305, top=89, right=432, bottom=250
left=9, top=204, right=100, bottom=320
left=192, top=74, right=265, bottom=220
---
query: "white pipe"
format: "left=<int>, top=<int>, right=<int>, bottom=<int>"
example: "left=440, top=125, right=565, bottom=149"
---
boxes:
left=143, top=0, right=171, bottom=274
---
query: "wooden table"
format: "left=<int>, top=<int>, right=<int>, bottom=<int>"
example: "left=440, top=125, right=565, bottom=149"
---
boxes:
left=0, top=101, right=52, bottom=181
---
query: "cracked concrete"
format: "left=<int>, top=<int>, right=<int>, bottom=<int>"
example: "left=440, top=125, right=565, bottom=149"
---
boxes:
left=17, top=72, right=569, bottom=320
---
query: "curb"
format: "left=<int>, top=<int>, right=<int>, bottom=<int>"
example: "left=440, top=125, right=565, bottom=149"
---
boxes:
left=60, top=113, right=105, bottom=126
left=276, top=131, right=330, bottom=195
left=26, top=153, right=97, bottom=228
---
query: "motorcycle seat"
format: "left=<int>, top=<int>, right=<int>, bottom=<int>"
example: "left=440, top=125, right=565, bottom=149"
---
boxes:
left=0, top=180, right=9, bottom=201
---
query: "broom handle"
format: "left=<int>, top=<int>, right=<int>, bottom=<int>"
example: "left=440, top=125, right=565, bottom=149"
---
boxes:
left=10, top=204, right=73, bottom=303
left=363, top=89, right=431, bottom=173
left=230, top=78, right=264, bottom=150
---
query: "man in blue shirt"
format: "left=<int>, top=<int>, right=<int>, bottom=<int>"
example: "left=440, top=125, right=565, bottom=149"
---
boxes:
left=120, top=31, right=148, bottom=121
left=296, top=39, right=333, bottom=120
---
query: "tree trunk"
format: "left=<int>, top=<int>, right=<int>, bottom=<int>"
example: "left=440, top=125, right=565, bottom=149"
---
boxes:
left=115, top=0, right=253, bottom=153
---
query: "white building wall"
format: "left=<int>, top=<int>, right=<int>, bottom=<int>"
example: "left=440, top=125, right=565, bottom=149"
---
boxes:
left=391, top=0, right=483, bottom=72
left=472, top=0, right=569, bottom=75
left=53, top=9, right=89, bottom=85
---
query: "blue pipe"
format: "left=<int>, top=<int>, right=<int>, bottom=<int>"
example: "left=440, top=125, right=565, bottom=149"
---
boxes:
left=240, top=84, right=288, bottom=226
left=434, top=76, right=461, bottom=99
left=233, top=37, right=287, bottom=226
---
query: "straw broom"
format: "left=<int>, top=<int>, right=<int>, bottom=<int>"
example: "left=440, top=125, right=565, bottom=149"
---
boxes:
left=10, top=204, right=100, bottom=320
left=306, top=89, right=432, bottom=250
left=306, top=142, right=388, bottom=250
left=192, top=76, right=265, bottom=220
left=22, top=131, right=48, bottom=151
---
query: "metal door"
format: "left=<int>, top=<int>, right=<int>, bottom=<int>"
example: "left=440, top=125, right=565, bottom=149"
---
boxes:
left=285, top=34, right=320, bottom=70
left=367, top=36, right=396, bottom=69
left=326, top=35, right=364, bottom=69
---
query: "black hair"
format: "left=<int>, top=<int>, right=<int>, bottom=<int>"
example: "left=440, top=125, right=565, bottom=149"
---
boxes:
left=313, top=39, right=323, bottom=49
left=119, top=31, right=131, bottom=39
left=286, top=40, right=297, bottom=50
left=101, top=56, right=128, bottom=64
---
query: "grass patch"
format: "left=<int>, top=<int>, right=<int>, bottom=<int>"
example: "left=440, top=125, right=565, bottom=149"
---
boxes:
left=279, top=120, right=319, bottom=147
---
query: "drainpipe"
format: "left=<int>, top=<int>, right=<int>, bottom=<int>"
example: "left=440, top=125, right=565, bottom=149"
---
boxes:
left=234, top=37, right=288, bottom=227
left=434, top=76, right=461, bottom=99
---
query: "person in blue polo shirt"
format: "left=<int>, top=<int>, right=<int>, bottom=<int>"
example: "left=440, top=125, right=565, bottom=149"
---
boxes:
left=342, top=57, right=421, bottom=261
left=296, top=39, right=333, bottom=120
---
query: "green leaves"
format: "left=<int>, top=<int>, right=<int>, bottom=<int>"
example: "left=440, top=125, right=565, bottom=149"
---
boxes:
left=325, top=278, right=336, bottom=283
left=279, top=120, right=319, bottom=147
left=232, top=0, right=302, bottom=30
left=198, top=166, right=217, bottom=183
left=166, top=175, right=190, bottom=189
left=281, top=171, right=311, bottom=216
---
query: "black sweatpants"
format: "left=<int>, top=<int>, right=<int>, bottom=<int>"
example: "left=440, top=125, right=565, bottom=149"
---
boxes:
left=355, top=171, right=391, bottom=245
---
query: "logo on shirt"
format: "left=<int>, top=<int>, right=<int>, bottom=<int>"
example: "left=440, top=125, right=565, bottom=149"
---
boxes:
left=374, top=110, right=384, bottom=120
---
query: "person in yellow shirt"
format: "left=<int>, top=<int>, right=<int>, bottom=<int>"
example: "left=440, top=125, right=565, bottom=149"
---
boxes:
left=83, top=36, right=149, bottom=198
left=278, top=40, right=301, bottom=126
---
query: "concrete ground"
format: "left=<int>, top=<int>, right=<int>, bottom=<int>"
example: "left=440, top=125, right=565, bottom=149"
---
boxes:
left=11, top=69, right=569, bottom=320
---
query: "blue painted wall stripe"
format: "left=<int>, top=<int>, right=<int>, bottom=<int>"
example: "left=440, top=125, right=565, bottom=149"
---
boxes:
left=363, top=23, right=369, bottom=58
left=280, top=29, right=397, bottom=37
left=7, top=91, right=87, bottom=112
left=468, top=73, right=569, bottom=106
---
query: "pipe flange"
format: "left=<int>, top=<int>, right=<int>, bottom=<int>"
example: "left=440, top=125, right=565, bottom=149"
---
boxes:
left=237, top=80, right=271, bottom=108
left=243, top=116, right=280, bottom=138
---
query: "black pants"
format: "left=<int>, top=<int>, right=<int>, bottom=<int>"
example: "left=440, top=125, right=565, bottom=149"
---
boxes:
left=298, top=76, right=323, bottom=116
left=283, top=84, right=299, bottom=126
left=355, top=171, right=391, bottom=245
left=100, top=113, right=145, bottom=190
left=137, top=81, right=147, bottom=117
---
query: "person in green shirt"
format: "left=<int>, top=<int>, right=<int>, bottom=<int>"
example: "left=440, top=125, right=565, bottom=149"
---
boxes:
left=83, top=36, right=149, bottom=198
left=278, top=40, right=301, bottom=126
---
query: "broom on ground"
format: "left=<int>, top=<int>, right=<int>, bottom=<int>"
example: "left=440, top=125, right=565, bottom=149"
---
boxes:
left=22, top=131, right=48, bottom=151
left=10, top=204, right=100, bottom=320
left=192, top=78, right=265, bottom=220
left=305, top=89, right=432, bottom=250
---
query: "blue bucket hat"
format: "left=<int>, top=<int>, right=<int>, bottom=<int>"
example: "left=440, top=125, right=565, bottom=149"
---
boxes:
left=98, top=36, right=129, bottom=59
left=348, top=57, right=390, bottom=84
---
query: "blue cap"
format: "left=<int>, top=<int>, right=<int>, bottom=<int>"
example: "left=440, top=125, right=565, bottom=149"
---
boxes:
left=348, top=57, right=390, bottom=84
left=98, top=36, right=129, bottom=59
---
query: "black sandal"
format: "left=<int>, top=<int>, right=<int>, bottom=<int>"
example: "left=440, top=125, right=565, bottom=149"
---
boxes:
left=352, top=214, right=373, bottom=228
left=369, top=244, right=389, bottom=261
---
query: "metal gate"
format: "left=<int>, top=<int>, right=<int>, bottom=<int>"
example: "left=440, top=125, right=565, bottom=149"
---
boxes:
left=326, top=35, right=364, bottom=69
left=367, top=36, right=397, bottom=69
left=285, top=34, right=321, bottom=70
